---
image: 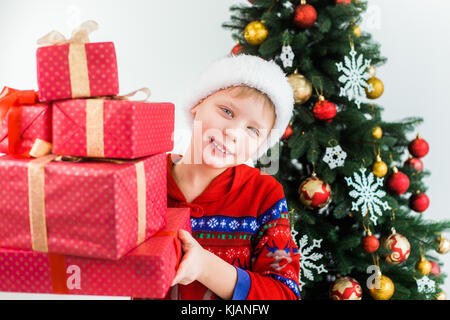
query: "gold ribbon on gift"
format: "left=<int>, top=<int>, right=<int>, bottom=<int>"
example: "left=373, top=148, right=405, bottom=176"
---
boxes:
left=27, top=154, right=148, bottom=253
left=84, top=88, right=152, bottom=158
left=37, top=20, right=99, bottom=99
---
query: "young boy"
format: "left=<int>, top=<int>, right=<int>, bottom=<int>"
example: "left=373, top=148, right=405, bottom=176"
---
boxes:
left=165, top=54, right=300, bottom=300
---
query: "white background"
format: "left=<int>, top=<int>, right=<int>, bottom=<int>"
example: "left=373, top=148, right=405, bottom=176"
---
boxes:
left=0, top=0, right=449, bottom=299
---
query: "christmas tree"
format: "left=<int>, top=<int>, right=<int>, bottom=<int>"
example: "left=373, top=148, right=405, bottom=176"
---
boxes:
left=223, top=0, right=450, bottom=300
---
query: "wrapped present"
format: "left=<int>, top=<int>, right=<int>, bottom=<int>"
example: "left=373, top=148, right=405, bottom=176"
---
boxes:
left=52, top=94, right=174, bottom=159
left=0, top=87, right=52, bottom=156
left=0, top=152, right=167, bottom=260
left=36, top=21, right=119, bottom=102
left=0, top=207, right=191, bottom=298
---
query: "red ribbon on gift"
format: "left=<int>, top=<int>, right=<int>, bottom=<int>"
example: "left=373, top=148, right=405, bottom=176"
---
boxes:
left=0, top=87, right=39, bottom=155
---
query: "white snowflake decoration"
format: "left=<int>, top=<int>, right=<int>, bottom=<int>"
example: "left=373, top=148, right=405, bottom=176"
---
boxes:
left=344, top=168, right=391, bottom=226
left=280, top=44, right=295, bottom=69
left=282, top=0, right=294, bottom=11
left=292, top=229, right=328, bottom=292
left=417, top=276, right=436, bottom=297
left=322, top=145, right=347, bottom=169
left=336, top=48, right=373, bottom=108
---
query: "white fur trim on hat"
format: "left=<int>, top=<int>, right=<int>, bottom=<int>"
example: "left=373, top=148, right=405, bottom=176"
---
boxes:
left=180, top=54, right=294, bottom=163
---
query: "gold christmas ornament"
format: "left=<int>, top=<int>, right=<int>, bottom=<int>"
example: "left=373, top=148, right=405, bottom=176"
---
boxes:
left=366, top=77, right=384, bottom=99
left=437, top=235, right=450, bottom=254
left=371, top=126, right=383, bottom=139
left=383, top=231, right=411, bottom=264
left=329, top=276, right=363, bottom=300
left=244, top=21, right=268, bottom=46
left=353, top=25, right=361, bottom=37
left=372, top=155, right=388, bottom=178
left=436, top=291, right=447, bottom=300
left=287, top=69, right=312, bottom=105
left=369, top=274, right=395, bottom=300
left=298, top=173, right=332, bottom=210
left=415, top=256, right=432, bottom=276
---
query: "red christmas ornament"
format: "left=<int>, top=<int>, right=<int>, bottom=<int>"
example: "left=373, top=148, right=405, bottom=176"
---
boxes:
left=282, top=124, right=293, bottom=140
left=293, top=1, right=317, bottom=29
left=409, top=191, right=430, bottom=213
left=313, top=96, right=337, bottom=123
left=404, top=156, right=423, bottom=173
left=362, top=232, right=380, bottom=253
left=429, top=260, right=441, bottom=277
left=230, top=43, right=243, bottom=56
left=330, top=276, right=363, bottom=300
left=336, top=0, right=352, bottom=4
left=408, top=134, right=429, bottom=158
left=387, top=167, right=410, bottom=195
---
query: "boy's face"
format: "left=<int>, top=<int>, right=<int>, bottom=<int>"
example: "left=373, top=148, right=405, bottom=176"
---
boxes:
left=189, top=86, right=276, bottom=168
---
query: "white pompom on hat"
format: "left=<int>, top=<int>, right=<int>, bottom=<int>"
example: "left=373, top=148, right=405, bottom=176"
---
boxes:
left=180, top=54, right=294, bottom=163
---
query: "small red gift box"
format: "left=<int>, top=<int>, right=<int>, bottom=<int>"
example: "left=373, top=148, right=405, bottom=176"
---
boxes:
left=0, top=208, right=191, bottom=298
left=36, top=21, right=119, bottom=102
left=0, top=152, right=167, bottom=260
left=52, top=98, right=174, bottom=159
left=0, top=103, right=51, bottom=155
left=0, top=87, right=52, bottom=156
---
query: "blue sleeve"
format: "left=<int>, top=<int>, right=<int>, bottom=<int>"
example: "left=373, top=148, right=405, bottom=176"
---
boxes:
left=232, top=266, right=251, bottom=300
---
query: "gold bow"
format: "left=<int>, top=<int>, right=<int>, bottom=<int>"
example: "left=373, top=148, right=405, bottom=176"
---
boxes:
left=37, top=20, right=99, bottom=46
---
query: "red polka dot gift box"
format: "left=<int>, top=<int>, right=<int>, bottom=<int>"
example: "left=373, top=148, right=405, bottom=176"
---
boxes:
left=0, top=152, right=167, bottom=260
left=0, top=208, right=190, bottom=298
left=36, top=21, right=119, bottom=102
left=52, top=98, right=174, bottom=159
left=0, top=88, right=51, bottom=156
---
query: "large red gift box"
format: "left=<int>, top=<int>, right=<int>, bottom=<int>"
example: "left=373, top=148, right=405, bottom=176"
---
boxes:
left=0, top=103, right=52, bottom=155
left=36, top=42, right=119, bottom=102
left=0, top=208, right=191, bottom=298
left=52, top=98, right=174, bottom=159
left=0, top=153, right=167, bottom=260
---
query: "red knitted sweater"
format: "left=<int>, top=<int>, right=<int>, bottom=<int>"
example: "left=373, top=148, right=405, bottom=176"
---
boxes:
left=164, top=153, right=301, bottom=300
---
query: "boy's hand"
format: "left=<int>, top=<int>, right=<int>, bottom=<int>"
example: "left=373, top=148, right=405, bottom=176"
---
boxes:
left=171, top=229, right=207, bottom=286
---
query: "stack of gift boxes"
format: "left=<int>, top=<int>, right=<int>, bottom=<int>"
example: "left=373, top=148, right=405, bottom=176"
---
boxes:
left=0, top=21, right=190, bottom=298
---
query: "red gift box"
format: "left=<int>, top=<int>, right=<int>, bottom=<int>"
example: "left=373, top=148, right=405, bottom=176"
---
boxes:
left=36, top=21, right=119, bottom=102
left=36, top=42, right=119, bottom=102
left=0, top=208, right=191, bottom=298
left=0, top=103, right=51, bottom=155
left=0, top=152, right=167, bottom=260
left=52, top=98, right=174, bottom=159
left=0, top=87, right=52, bottom=156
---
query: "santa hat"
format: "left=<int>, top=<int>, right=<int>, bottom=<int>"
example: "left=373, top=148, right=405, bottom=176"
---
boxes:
left=180, top=54, right=294, bottom=164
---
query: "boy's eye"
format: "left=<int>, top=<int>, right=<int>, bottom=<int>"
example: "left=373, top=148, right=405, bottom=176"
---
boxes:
left=249, top=127, right=260, bottom=137
left=220, top=107, right=233, bottom=117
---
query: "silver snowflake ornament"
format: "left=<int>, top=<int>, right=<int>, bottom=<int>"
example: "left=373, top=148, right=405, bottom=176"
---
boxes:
left=344, top=168, right=391, bottom=225
left=292, top=229, right=328, bottom=292
left=323, top=145, right=347, bottom=169
left=417, top=276, right=436, bottom=298
left=280, top=44, right=295, bottom=69
left=336, top=48, right=373, bottom=108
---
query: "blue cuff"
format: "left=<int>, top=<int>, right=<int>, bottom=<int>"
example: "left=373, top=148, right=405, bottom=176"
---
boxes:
left=232, top=266, right=251, bottom=300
